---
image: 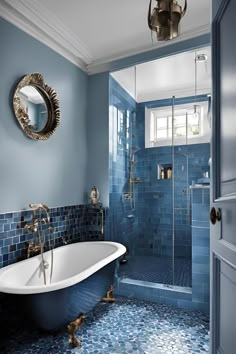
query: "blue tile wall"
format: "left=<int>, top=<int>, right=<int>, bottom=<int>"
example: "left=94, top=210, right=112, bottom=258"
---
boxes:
left=0, top=205, right=106, bottom=269
left=134, top=142, right=210, bottom=259
left=191, top=187, right=210, bottom=313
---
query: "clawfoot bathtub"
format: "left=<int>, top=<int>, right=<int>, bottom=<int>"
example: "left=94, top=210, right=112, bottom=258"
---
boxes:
left=0, top=241, right=126, bottom=331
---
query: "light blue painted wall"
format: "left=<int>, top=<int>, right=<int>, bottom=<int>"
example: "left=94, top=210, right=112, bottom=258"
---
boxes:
left=0, top=17, right=88, bottom=212
left=86, top=73, right=110, bottom=207
left=0, top=16, right=210, bottom=213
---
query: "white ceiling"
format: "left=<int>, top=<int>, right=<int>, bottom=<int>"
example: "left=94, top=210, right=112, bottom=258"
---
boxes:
left=0, top=0, right=211, bottom=74
left=111, top=46, right=211, bottom=102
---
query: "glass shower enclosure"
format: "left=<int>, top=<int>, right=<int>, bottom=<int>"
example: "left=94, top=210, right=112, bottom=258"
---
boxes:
left=109, top=48, right=211, bottom=290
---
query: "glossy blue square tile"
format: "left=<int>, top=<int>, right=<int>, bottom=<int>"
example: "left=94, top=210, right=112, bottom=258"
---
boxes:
left=0, top=204, right=105, bottom=269
left=3, top=224, right=10, bottom=232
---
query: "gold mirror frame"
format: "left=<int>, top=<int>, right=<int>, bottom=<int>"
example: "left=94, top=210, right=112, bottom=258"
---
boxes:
left=13, top=73, right=60, bottom=140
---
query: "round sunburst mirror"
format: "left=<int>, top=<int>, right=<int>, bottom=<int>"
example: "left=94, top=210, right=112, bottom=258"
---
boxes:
left=13, top=73, right=60, bottom=140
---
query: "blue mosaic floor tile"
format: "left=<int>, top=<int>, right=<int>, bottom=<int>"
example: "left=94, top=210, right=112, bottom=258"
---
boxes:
left=0, top=297, right=209, bottom=353
left=119, top=256, right=192, bottom=287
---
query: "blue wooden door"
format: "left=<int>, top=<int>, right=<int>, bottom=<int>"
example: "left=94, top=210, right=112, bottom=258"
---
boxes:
left=211, top=0, right=236, bottom=353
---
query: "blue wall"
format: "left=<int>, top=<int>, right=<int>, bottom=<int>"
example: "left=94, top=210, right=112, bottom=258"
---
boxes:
left=191, top=187, right=210, bottom=313
left=0, top=17, right=88, bottom=212
left=86, top=73, right=110, bottom=207
left=134, top=99, right=210, bottom=259
left=134, top=144, right=210, bottom=260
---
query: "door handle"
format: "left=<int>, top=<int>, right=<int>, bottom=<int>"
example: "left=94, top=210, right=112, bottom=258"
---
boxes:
left=210, top=207, right=221, bottom=225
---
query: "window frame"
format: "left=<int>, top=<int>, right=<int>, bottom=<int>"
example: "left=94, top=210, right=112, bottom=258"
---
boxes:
left=145, top=101, right=210, bottom=148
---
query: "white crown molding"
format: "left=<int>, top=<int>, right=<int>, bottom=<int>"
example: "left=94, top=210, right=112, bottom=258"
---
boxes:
left=0, top=0, right=210, bottom=75
left=87, top=24, right=211, bottom=75
left=0, top=0, right=93, bottom=71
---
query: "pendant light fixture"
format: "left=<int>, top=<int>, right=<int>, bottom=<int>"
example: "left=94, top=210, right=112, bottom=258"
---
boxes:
left=148, top=0, right=187, bottom=41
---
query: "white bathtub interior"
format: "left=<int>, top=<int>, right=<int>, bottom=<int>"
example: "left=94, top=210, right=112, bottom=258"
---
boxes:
left=0, top=241, right=126, bottom=294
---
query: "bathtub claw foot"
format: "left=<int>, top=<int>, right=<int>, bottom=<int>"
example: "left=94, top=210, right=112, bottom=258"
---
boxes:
left=69, top=336, right=82, bottom=348
left=67, top=313, right=84, bottom=348
left=101, top=285, right=116, bottom=303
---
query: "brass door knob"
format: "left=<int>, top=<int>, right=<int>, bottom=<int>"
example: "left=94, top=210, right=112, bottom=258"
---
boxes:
left=210, top=207, right=221, bottom=225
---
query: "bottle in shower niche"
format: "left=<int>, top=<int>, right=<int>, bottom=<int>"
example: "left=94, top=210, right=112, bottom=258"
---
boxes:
left=161, top=169, right=165, bottom=179
left=167, top=167, right=172, bottom=179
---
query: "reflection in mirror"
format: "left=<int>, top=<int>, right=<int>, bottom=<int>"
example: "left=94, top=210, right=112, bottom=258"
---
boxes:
left=13, top=73, right=60, bottom=140
left=19, top=86, right=48, bottom=132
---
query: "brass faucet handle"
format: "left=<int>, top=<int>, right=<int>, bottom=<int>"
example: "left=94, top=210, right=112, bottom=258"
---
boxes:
left=27, top=242, right=42, bottom=258
left=62, top=236, right=70, bottom=245
left=27, top=241, right=34, bottom=249
left=24, top=223, right=38, bottom=233
left=27, top=242, right=40, bottom=249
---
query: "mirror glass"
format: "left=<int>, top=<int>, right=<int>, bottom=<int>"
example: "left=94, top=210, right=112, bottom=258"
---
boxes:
left=18, top=86, right=48, bottom=132
left=13, top=73, right=60, bottom=140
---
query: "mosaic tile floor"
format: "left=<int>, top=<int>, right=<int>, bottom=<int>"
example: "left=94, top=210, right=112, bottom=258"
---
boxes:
left=119, top=256, right=192, bottom=287
left=0, top=297, right=209, bottom=354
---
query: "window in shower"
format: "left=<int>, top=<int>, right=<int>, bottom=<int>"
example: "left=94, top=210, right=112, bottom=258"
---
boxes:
left=150, top=105, right=202, bottom=141
left=110, top=105, right=131, bottom=158
left=126, top=110, right=130, bottom=150
left=109, top=105, right=118, bottom=162
left=146, top=101, right=210, bottom=148
left=117, top=109, right=124, bottom=148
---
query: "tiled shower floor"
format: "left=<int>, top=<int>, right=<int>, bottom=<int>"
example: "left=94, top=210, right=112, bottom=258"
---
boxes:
left=119, top=256, right=192, bottom=287
left=0, top=297, right=209, bottom=353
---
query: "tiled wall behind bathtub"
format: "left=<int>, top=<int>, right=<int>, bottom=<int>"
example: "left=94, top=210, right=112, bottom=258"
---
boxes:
left=0, top=205, right=105, bottom=268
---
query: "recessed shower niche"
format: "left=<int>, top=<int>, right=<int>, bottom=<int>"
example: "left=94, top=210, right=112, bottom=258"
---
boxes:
left=109, top=46, right=211, bottom=312
left=157, top=163, right=172, bottom=180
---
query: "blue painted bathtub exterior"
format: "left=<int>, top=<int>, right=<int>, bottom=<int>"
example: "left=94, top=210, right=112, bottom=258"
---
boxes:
left=25, top=261, right=116, bottom=331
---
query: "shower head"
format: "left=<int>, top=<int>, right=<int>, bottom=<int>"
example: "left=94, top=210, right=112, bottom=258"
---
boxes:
left=195, top=54, right=208, bottom=63
left=131, top=146, right=141, bottom=154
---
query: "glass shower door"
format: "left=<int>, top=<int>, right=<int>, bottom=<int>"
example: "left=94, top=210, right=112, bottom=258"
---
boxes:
left=173, top=147, right=191, bottom=288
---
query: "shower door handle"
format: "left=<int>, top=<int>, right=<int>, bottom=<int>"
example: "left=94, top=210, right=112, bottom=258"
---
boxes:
left=210, top=207, right=221, bottom=225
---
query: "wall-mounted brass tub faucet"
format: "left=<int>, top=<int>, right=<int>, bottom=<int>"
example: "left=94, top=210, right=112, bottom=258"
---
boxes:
left=24, top=203, right=50, bottom=234
left=24, top=203, right=51, bottom=285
